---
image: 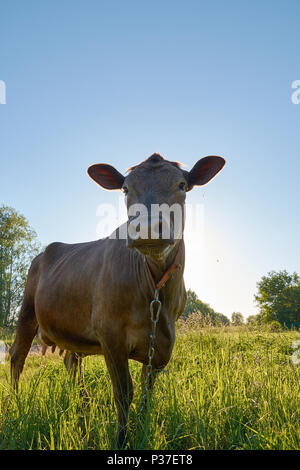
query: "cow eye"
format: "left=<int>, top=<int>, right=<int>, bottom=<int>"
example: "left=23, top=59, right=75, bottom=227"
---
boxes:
left=122, top=186, right=128, bottom=195
left=179, top=182, right=186, bottom=191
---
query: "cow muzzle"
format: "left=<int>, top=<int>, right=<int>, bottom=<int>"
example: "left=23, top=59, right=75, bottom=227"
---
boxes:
left=127, top=214, right=175, bottom=249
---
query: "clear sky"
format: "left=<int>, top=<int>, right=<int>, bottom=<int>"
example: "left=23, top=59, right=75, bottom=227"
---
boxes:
left=1, top=0, right=300, bottom=319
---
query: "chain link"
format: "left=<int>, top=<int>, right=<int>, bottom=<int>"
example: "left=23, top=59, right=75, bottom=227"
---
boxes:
left=138, top=288, right=162, bottom=419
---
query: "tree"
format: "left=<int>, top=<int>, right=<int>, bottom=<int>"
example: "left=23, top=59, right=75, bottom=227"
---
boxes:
left=183, top=289, right=199, bottom=319
left=246, top=315, right=260, bottom=326
left=231, top=312, right=244, bottom=326
left=183, top=289, right=229, bottom=326
left=0, top=206, right=40, bottom=326
left=255, top=270, right=300, bottom=329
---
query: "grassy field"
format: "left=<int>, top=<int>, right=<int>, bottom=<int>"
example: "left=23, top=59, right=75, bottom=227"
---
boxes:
left=0, top=326, right=299, bottom=450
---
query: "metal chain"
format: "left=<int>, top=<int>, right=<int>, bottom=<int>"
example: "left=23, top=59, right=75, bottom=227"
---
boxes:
left=138, top=288, right=162, bottom=419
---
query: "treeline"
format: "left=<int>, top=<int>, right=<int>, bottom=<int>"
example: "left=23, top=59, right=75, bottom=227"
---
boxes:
left=0, top=206, right=40, bottom=326
left=182, top=289, right=230, bottom=326
left=183, top=269, right=300, bottom=330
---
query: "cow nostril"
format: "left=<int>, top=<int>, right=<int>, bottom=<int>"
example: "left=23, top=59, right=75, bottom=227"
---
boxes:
left=159, top=219, right=163, bottom=237
left=151, top=219, right=164, bottom=239
left=153, top=221, right=162, bottom=236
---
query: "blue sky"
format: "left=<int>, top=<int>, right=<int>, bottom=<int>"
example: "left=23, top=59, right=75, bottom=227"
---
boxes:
left=1, top=0, right=300, bottom=318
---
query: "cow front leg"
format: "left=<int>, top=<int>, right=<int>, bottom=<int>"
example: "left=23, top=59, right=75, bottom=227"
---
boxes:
left=103, top=345, right=133, bottom=448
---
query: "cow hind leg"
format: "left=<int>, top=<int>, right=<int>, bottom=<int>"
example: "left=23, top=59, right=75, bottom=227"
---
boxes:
left=64, top=351, right=82, bottom=378
left=64, top=351, right=89, bottom=400
left=10, top=301, right=38, bottom=390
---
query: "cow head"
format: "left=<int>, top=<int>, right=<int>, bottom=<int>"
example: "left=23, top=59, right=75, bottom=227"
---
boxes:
left=88, top=153, right=225, bottom=256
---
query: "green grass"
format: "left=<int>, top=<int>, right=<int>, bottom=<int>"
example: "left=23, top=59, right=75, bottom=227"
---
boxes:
left=0, top=326, right=299, bottom=450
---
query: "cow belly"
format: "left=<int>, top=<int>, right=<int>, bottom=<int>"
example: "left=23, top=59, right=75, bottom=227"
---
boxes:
left=34, top=286, right=101, bottom=354
left=36, top=320, right=103, bottom=354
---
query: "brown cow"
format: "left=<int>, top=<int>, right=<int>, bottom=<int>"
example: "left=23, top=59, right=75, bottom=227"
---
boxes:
left=10, top=152, right=225, bottom=447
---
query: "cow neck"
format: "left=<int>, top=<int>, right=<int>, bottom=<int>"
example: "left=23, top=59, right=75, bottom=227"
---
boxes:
left=144, top=239, right=183, bottom=296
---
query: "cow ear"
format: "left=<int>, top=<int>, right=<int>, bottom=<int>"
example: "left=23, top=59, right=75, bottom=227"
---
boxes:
left=87, top=164, right=124, bottom=190
left=187, top=156, right=225, bottom=190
